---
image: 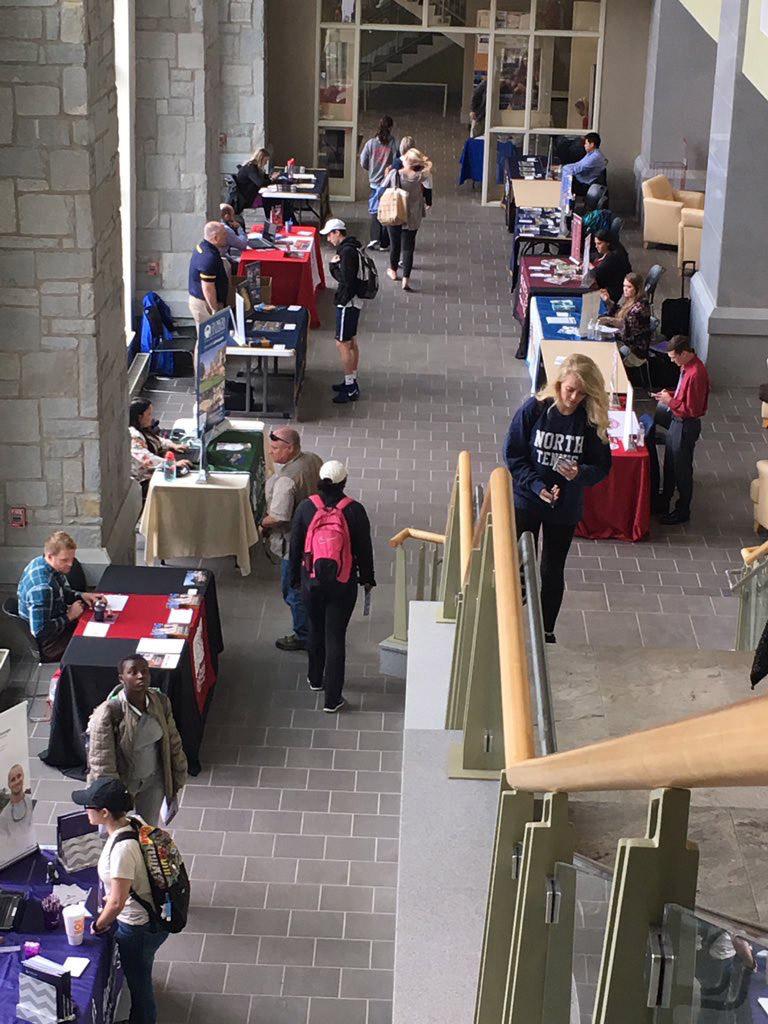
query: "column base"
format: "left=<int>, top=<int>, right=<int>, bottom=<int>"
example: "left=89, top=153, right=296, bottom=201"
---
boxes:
left=691, top=272, right=768, bottom=385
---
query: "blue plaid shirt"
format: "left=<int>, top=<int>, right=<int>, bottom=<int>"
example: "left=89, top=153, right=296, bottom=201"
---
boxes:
left=17, top=556, right=82, bottom=637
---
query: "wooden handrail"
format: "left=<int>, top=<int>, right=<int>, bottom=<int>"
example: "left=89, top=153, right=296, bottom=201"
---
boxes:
left=457, top=450, right=474, bottom=582
left=742, top=538, right=768, bottom=566
left=489, top=468, right=535, bottom=765
left=505, top=692, right=768, bottom=792
left=389, top=528, right=446, bottom=549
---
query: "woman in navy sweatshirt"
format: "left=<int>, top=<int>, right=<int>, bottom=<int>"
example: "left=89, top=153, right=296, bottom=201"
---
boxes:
left=504, top=354, right=612, bottom=642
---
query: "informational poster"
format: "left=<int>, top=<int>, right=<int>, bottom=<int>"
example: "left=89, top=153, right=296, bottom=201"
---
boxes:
left=570, top=213, right=583, bottom=262
left=196, top=309, right=229, bottom=441
left=560, top=165, right=574, bottom=210
left=0, top=702, right=38, bottom=869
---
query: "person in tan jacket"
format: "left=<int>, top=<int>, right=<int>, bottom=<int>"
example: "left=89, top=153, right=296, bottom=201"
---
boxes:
left=87, top=655, right=187, bottom=826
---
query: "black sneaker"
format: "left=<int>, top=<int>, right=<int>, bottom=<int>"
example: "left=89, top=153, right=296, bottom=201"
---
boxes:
left=544, top=632, right=557, bottom=644
left=323, top=699, right=346, bottom=713
left=332, top=381, right=348, bottom=392
left=659, top=510, right=690, bottom=525
left=307, top=677, right=323, bottom=692
left=332, top=385, right=360, bottom=404
left=275, top=634, right=306, bottom=652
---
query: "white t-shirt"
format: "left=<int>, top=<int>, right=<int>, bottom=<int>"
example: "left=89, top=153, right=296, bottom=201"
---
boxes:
left=97, top=822, right=153, bottom=925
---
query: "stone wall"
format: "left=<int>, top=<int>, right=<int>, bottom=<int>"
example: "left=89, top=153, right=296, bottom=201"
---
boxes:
left=0, top=0, right=134, bottom=579
left=219, top=0, right=266, bottom=170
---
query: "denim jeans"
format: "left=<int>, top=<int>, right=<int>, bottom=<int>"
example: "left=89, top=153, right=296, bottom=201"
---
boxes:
left=281, top=558, right=309, bottom=642
left=115, top=920, right=167, bottom=1024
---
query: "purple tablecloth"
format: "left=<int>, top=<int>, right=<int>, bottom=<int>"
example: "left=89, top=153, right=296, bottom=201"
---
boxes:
left=0, top=850, right=121, bottom=1024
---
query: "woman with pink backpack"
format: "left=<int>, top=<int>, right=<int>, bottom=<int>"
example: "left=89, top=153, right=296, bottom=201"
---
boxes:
left=288, top=461, right=375, bottom=713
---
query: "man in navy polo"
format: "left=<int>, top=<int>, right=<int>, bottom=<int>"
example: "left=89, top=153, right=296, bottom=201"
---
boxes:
left=188, top=222, right=229, bottom=330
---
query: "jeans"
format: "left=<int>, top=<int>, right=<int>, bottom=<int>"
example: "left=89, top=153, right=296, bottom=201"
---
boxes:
left=303, top=582, right=358, bottom=706
left=641, top=405, right=701, bottom=517
left=115, top=920, right=168, bottom=1024
left=514, top=506, right=576, bottom=634
left=387, top=226, right=418, bottom=277
left=281, top=558, right=309, bottom=642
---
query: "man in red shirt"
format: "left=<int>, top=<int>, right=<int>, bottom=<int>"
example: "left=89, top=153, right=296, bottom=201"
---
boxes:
left=643, top=335, right=711, bottom=525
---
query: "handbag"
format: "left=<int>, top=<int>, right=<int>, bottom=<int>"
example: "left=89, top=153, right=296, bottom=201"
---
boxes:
left=56, top=810, right=103, bottom=873
left=377, top=171, right=408, bottom=227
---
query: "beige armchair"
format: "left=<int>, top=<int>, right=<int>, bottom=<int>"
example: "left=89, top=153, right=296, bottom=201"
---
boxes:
left=678, top=207, right=703, bottom=269
left=751, top=460, right=768, bottom=532
left=641, top=175, right=705, bottom=248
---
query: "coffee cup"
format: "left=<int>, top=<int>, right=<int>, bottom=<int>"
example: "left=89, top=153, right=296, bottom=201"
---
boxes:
left=63, top=904, right=86, bottom=946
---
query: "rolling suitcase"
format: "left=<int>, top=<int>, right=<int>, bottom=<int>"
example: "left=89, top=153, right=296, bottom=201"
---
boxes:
left=660, top=260, right=695, bottom=339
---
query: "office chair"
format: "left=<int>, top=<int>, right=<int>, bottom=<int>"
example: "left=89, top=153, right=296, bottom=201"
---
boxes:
left=2, top=597, right=59, bottom=721
left=644, top=264, right=666, bottom=310
left=610, top=216, right=624, bottom=241
left=585, top=184, right=608, bottom=212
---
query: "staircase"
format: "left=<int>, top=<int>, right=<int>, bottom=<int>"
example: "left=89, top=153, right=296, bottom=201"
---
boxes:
left=361, top=30, right=463, bottom=89
left=372, top=0, right=465, bottom=26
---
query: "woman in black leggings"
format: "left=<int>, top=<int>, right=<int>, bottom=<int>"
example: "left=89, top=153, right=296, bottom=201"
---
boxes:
left=381, top=148, right=432, bottom=292
left=503, top=354, right=612, bottom=642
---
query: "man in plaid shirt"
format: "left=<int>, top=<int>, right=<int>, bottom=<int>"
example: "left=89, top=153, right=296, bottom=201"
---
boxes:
left=17, top=531, right=99, bottom=660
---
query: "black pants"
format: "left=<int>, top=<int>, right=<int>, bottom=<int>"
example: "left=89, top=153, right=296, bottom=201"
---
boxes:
left=515, top=506, right=576, bottom=634
left=370, top=214, right=389, bottom=248
left=304, top=583, right=358, bottom=706
left=645, top=405, right=701, bottom=517
left=387, top=226, right=417, bottom=277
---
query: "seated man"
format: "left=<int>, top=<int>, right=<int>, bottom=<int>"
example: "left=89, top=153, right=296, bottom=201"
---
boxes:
left=564, top=131, right=606, bottom=197
left=17, top=531, right=99, bottom=660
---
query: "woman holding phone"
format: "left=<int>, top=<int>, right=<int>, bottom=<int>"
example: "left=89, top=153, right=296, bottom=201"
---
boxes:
left=503, top=354, right=611, bottom=642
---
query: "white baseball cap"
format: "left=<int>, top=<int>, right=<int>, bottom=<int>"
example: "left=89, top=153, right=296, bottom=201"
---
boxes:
left=319, top=218, right=347, bottom=235
left=319, top=460, right=348, bottom=484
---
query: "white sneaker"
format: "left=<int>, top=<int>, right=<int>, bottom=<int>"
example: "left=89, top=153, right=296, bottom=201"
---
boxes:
left=323, top=699, right=346, bottom=713
left=366, top=240, right=381, bottom=250
left=308, top=677, right=323, bottom=692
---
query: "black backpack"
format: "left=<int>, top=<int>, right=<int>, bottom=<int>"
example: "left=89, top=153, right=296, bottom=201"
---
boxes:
left=113, top=818, right=190, bottom=933
left=355, top=248, right=379, bottom=300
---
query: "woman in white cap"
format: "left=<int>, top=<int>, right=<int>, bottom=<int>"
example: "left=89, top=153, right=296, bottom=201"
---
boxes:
left=288, top=461, right=375, bottom=712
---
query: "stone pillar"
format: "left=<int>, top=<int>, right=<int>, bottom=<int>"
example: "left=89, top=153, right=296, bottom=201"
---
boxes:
left=635, top=0, right=718, bottom=194
left=690, top=0, right=768, bottom=383
left=0, top=0, right=138, bottom=584
left=218, top=0, right=266, bottom=175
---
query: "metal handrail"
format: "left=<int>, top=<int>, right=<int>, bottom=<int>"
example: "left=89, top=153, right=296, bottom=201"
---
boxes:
left=741, top=537, right=768, bottom=567
left=518, top=531, right=556, bottom=756
left=389, top=527, right=445, bottom=548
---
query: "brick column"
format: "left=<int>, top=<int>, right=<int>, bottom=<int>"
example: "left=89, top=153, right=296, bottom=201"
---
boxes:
left=0, top=0, right=138, bottom=583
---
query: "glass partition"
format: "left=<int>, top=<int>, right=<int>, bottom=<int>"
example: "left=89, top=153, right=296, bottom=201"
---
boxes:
left=427, top=0, right=467, bottom=27
left=321, top=0, right=356, bottom=21
left=490, top=36, right=529, bottom=129
left=536, top=0, right=600, bottom=31
left=361, top=0, right=422, bottom=24
left=569, top=858, right=612, bottom=1023
left=319, top=27, right=356, bottom=121
left=318, top=127, right=355, bottom=197
left=493, top=0, right=532, bottom=29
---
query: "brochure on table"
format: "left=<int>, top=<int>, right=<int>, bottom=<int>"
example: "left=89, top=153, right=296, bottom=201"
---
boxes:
left=195, top=309, right=230, bottom=471
left=0, top=702, right=38, bottom=869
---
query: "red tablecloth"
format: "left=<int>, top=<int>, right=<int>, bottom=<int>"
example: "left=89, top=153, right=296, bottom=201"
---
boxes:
left=238, top=225, right=325, bottom=327
left=515, top=256, right=588, bottom=324
left=76, top=594, right=216, bottom=714
left=577, top=443, right=651, bottom=542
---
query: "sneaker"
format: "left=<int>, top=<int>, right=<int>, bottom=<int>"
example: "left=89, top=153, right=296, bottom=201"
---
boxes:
left=332, top=380, right=355, bottom=392
left=659, top=509, right=690, bottom=525
left=544, top=632, right=557, bottom=644
left=323, top=699, right=346, bottom=713
left=366, top=240, right=381, bottom=250
left=332, top=384, right=360, bottom=404
left=307, top=677, right=323, bottom=692
left=275, top=634, right=306, bottom=652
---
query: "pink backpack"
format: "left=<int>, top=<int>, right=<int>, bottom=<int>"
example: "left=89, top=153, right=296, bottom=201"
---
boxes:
left=303, top=495, right=354, bottom=585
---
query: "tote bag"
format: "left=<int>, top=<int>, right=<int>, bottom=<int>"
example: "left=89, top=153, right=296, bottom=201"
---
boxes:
left=377, top=172, right=408, bottom=227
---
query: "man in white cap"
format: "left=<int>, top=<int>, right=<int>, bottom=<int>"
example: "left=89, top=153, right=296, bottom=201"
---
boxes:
left=262, top=427, right=323, bottom=652
left=320, top=218, right=363, bottom=405
left=288, top=460, right=375, bottom=713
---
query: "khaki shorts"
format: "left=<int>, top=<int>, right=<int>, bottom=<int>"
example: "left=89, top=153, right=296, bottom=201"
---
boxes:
left=188, top=295, right=212, bottom=326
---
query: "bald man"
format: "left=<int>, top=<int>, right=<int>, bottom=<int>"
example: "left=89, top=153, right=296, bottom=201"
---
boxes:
left=262, top=428, right=323, bottom=651
left=188, top=221, right=230, bottom=329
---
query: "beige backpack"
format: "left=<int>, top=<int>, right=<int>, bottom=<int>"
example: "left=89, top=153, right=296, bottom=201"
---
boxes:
left=377, top=171, right=408, bottom=227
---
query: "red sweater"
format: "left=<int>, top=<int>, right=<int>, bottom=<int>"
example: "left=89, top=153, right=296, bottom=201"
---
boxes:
left=668, top=355, right=709, bottom=419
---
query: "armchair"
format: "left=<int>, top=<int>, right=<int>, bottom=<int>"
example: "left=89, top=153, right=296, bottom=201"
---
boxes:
left=678, top=207, right=703, bottom=269
left=641, top=175, right=705, bottom=248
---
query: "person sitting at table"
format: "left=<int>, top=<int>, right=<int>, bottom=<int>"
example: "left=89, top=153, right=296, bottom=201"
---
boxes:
left=188, top=222, right=229, bottom=331
left=129, top=400, right=192, bottom=504
left=219, top=203, right=248, bottom=263
left=72, top=777, right=167, bottom=1024
left=17, top=531, right=101, bottom=661
left=598, top=272, right=653, bottom=373
left=360, top=115, right=398, bottom=251
left=233, top=147, right=279, bottom=216
left=563, top=131, right=606, bottom=196
left=87, top=655, right=188, bottom=826
left=588, top=230, right=631, bottom=304
left=503, top=354, right=611, bottom=644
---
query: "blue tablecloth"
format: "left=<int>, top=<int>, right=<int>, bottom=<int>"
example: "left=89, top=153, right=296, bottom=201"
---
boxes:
left=0, top=850, right=121, bottom=1024
left=458, top=138, right=519, bottom=185
left=245, top=304, right=308, bottom=354
left=535, top=295, right=609, bottom=340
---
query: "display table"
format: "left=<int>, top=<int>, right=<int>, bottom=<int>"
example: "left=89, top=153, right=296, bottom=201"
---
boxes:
left=238, top=226, right=324, bottom=327
left=139, top=471, right=258, bottom=575
left=228, top=305, right=309, bottom=418
left=259, top=167, right=331, bottom=225
left=458, top=137, right=518, bottom=186
left=41, top=565, right=222, bottom=776
left=514, top=256, right=590, bottom=359
left=509, top=207, right=571, bottom=287
left=0, top=851, right=121, bottom=1024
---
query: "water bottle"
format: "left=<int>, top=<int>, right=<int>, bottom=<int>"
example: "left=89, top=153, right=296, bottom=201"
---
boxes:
left=637, top=421, right=646, bottom=449
left=163, top=450, right=176, bottom=482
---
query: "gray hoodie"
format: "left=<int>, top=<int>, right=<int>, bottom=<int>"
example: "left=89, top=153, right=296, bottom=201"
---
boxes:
left=360, top=136, right=399, bottom=187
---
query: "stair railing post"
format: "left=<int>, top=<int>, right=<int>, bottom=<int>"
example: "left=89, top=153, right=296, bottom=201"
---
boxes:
left=392, top=543, right=408, bottom=644
left=438, top=477, right=462, bottom=620
left=445, top=543, right=482, bottom=732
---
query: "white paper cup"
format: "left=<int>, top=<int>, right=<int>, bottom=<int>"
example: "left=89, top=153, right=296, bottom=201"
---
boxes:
left=63, top=904, right=86, bottom=946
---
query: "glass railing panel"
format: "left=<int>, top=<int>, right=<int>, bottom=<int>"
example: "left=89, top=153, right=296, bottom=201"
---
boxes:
left=570, top=857, right=612, bottom=1024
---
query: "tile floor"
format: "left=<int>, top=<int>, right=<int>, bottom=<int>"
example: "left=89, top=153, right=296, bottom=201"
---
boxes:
left=5, top=104, right=766, bottom=1024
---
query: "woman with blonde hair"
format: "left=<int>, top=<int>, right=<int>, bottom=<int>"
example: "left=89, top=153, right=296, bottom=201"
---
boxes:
left=503, top=353, right=611, bottom=642
left=233, top=146, right=280, bottom=216
left=380, top=147, right=433, bottom=291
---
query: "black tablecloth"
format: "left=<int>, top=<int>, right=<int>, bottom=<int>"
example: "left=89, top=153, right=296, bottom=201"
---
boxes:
left=40, top=566, right=223, bottom=778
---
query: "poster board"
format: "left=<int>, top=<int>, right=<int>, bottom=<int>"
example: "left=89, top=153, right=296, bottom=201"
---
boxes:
left=511, top=179, right=562, bottom=209
left=560, top=165, right=574, bottom=209
left=0, top=702, right=38, bottom=869
left=196, top=310, right=230, bottom=445
left=570, top=214, right=583, bottom=261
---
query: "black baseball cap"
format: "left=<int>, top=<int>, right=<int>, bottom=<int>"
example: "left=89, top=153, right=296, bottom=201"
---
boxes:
left=71, top=778, right=132, bottom=815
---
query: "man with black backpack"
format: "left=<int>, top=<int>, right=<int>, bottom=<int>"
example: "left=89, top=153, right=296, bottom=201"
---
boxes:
left=289, top=460, right=375, bottom=713
left=320, top=218, right=378, bottom=405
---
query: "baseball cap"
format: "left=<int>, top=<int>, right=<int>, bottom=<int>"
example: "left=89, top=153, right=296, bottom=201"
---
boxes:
left=71, top=778, right=132, bottom=815
left=319, top=218, right=346, bottom=235
left=319, top=460, right=348, bottom=484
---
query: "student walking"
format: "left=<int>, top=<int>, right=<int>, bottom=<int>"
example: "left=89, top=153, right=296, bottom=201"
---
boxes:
left=504, top=354, right=611, bottom=643
left=289, top=461, right=375, bottom=713
left=360, top=116, right=398, bottom=250
left=381, top=148, right=433, bottom=292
